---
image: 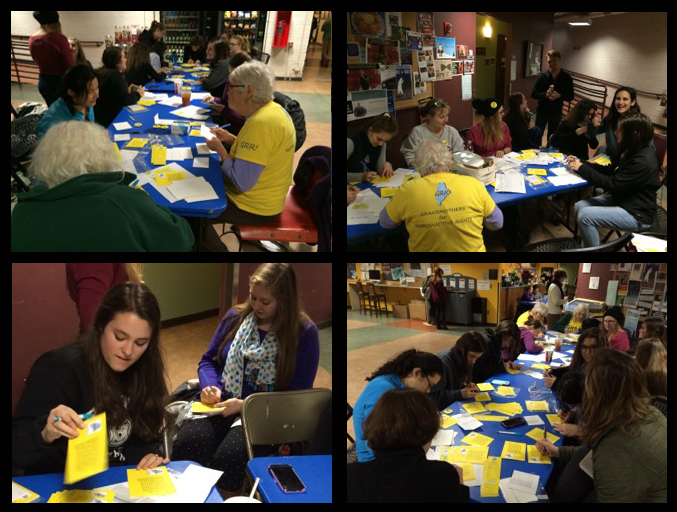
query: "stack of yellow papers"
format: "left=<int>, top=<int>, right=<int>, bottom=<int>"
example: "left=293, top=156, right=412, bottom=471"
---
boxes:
left=47, top=490, right=115, bottom=503
left=476, top=383, right=495, bottom=391
left=486, top=402, right=523, bottom=416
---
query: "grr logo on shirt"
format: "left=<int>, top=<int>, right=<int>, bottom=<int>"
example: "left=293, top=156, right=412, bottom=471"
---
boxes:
left=435, top=182, right=451, bottom=206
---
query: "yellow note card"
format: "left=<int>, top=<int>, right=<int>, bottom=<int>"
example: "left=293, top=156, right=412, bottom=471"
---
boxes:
left=442, top=445, right=489, bottom=464
left=496, top=386, right=515, bottom=396
left=476, top=383, right=495, bottom=391
left=371, top=176, right=392, bottom=183
left=127, top=467, right=177, bottom=497
left=526, top=400, right=550, bottom=412
left=460, top=432, right=494, bottom=447
left=462, top=402, right=486, bottom=415
left=527, top=444, right=552, bottom=464
left=500, top=440, right=526, bottom=461
left=64, top=412, right=108, bottom=484
left=475, top=414, right=509, bottom=422
left=545, top=414, right=562, bottom=426
left=474, top=392, right=491, bottom=402
left=192, top=402, right=226, bottom=414
left=380, top=187, right=397, bottom=198
left=527, top=168, right=547, bottom=176
left=480, top=456, right=502, bottom=497
left=440, top=415, right=457, bottom=429
left=126, top=138, right=148, bottom=148
left=525, top=427, right=561, bottom=443
left=151, top=145, right=167, bottom=165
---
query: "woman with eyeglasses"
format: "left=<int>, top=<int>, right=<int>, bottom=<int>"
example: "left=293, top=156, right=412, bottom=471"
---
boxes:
left=599, top=306, right=630, bottom=353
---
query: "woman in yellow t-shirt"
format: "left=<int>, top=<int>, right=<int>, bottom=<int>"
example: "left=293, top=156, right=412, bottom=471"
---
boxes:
left=379, top=139, right=503, bottom=251
left=206, top=61, right=296, bottom=225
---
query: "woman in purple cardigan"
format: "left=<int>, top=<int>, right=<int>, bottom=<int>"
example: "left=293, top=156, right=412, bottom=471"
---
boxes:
left=172, top=263, right=319, bottom=496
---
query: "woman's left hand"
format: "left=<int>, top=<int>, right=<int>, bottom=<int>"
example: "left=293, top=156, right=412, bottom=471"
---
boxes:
left=214, top=398, right=244, bottom=417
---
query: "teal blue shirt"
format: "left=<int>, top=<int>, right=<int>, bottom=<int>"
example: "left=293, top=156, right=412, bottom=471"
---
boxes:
left=353, top=374, right=404, bottom=462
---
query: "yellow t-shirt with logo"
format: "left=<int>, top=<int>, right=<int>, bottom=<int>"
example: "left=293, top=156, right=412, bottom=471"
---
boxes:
left=385, top=173, right=496, bottom=251
left=226, top=101, right=296, bottom=216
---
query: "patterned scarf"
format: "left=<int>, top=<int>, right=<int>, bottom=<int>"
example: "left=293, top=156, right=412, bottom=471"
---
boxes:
left=220, top=312, right=278, bottom=398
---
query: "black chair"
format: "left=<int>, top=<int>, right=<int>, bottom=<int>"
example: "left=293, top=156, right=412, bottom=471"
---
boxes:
left=11, top=113, right=41, bottom=193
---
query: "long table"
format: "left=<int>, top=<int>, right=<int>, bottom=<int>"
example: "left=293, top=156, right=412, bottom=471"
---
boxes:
left=439, top=341, right=575, bottom=502
left=107, top=68, right=227, bottom=219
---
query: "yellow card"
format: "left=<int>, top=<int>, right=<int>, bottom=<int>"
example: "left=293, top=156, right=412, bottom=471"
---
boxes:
left=475, top=414, right=509, bottom=422
left=476, top=383, right=494, bottom=391
left=461, top=432, right=494, bottom=447
left=525, top=427, right=561, bottom=443
left=526, top=400, right=550, bottom=412
left=506, top=367, right=521, bottom=374
left=441, top=445, right=489, bottom=464
left=191, top=402, right=226, bottom=414
left=64, top=412, right=108, bottom=484
left=189, top=129, right=203, bottom=137
left=372, top=176, right=392, bottom=183
left=480, top=456, right=502, bottom=497
left=151, top=145, right=167, bottom=165
left=462, top=402, right=486, bottom=415
left=380, top=187, right=398, bottom=198
left=127, top=466, right=176, bottom=497
left=496, top=386, right=515, bottom=396
left=527, top=444, right=552, bottom=464
left=440, top=415, right=457, bottom=429
left=500, top=441, right=526, bottom=461
left=126, top=138, right=148, bottom=148
left=545, top=413, right=562, bottom=426
left=527, top=167, right=547, bottom=176
left=548, top=152, right=564, bottom=159
left=474, top=392, right=491, bottom=402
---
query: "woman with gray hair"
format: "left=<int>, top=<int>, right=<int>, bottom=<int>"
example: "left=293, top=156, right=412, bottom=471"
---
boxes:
left=205, top=60, right=296, bottom=230
left=378, top=138, right=503, bottom=251
left=11, top=121, right=194, bottom=252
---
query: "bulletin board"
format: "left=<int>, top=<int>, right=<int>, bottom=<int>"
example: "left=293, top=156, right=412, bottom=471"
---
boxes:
left=347, top=12, right=433, bottom=112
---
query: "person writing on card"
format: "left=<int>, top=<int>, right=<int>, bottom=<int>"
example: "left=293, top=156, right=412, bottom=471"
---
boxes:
left=12, top=283, right=172, bottom=476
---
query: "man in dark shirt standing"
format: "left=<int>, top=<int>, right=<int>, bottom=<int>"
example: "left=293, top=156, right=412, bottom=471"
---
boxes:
left=531, top=49, right=575, bottom=144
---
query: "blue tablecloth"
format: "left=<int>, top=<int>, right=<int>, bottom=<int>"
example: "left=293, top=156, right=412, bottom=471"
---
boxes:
left=347, top=151, right=590, bottom=244
left=246, top=455, right=332, bottom=503
left=12, top=460, right=223, bottom=503
left=107, top=68, right=226, bottom=218
left=441, top=343, right=575, bottom=502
